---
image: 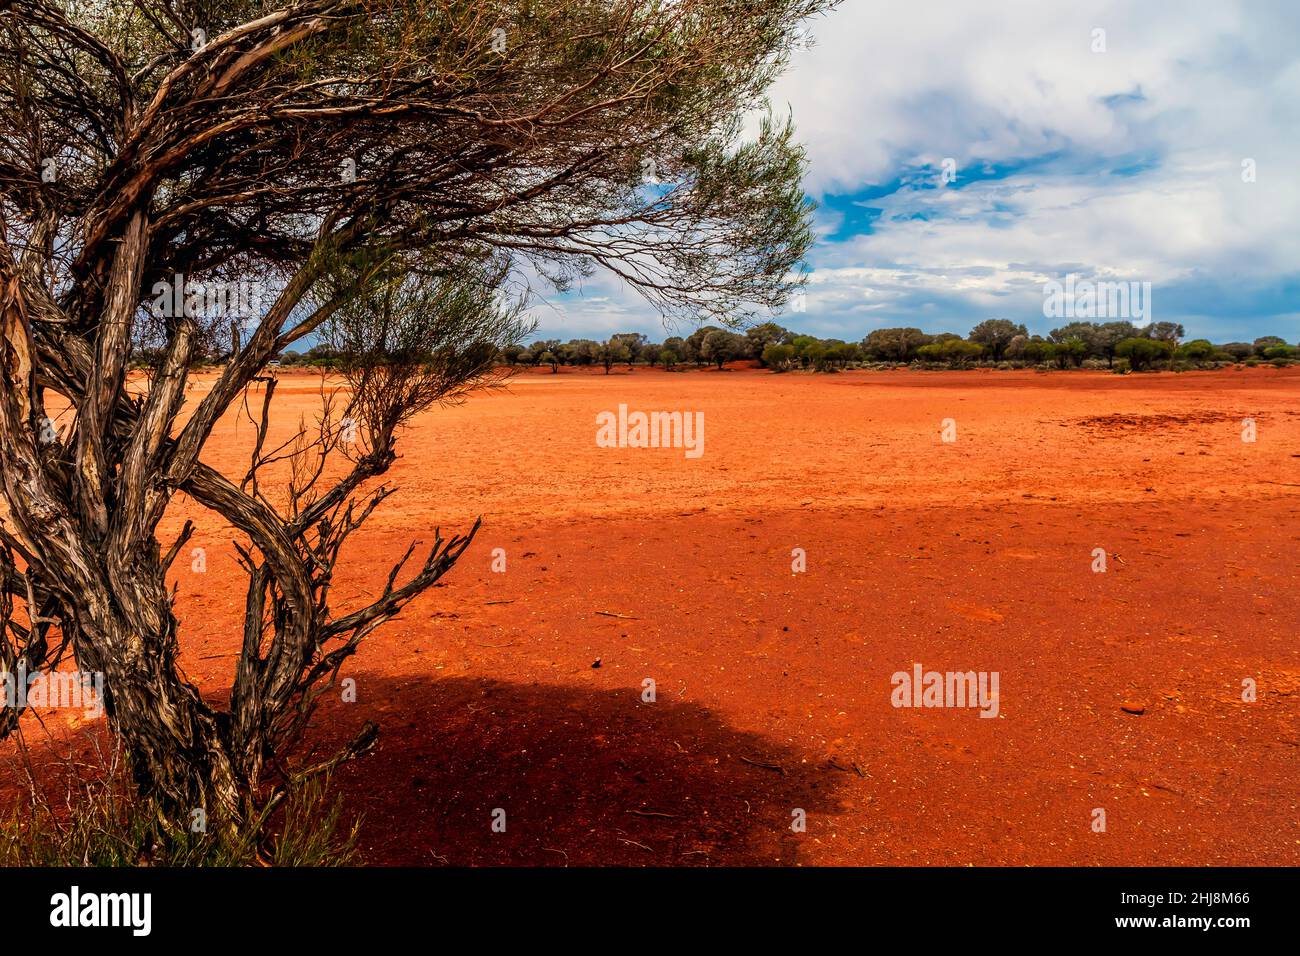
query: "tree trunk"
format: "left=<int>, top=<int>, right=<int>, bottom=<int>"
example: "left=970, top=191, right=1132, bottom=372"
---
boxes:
left=66, top=548, right=247, bottom=833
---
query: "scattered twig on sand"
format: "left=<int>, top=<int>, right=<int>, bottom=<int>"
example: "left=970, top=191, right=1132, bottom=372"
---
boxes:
left=475, top=641, right=514, bottom=648
left=542, top=847, right=569, bottom=865
left=483, top=599, right=515, bottom=606
left=618, top=838, right=654, bottom=852
left=1148, top=781, right=1185, bottom=797
left=595, top=610, right=637, bottom=619
left=628, top=808, right=679, bottom=818
left=828, top=758, right=867, bottom=778
left=739, top=755, right=785, bottom=774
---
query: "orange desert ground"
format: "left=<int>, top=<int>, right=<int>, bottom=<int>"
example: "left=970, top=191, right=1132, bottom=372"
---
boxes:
left=5, top=364, right=1299, bottom=865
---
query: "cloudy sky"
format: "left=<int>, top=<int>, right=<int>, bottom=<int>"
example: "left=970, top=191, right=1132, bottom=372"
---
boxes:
left=532, top=0, right=1300, bottom=345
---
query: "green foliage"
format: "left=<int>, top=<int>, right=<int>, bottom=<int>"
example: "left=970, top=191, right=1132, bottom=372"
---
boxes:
left=1050, top=337, right=1088, bottom=368
left=1146, top=321, right=1185, bottom=344
left=1115, top=336, right=1174, bottom=371
left=701, top=329, right=748, bottom=369
left=747, top=322, right=792, bottom=364
left=1253, top=336, right=1287, bottom=356
left=862, top=327, right=930, bottom=362
left=598, top=339, right=632, bottom=372
left=969, top=319, right=1027, bottom=360
left=685, top=325, right=723, bottom=365
left=823, top=341, right=860, bottom=367
left=917, top=337, right=983, bottom=367
left=762, top=342, right=796, bottom=369
left=1177, top=339, right=1216, bottom=362
left=793, top=336, right=824, bottom=368
left=608, top=333, right=648, bottom=365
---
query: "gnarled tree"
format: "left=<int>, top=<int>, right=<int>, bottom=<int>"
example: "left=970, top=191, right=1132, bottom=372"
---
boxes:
left=0, top=0, right=828, bottom=833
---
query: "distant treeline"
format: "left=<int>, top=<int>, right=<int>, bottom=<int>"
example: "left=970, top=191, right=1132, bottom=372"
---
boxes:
left=156, top=320, right=1299, bottom=373
left=500, top=320, right=1300, bottom=373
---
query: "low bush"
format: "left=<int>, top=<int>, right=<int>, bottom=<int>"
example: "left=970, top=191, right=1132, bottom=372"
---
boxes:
left=0, top=748, right=360, bottom=866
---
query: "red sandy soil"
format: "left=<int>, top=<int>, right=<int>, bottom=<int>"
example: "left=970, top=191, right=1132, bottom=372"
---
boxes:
left=4, top=364, right=1299, bottom=865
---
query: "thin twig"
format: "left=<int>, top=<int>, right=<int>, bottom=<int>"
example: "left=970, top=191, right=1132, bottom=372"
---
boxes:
left=739, top=755, right=785, bottom=774
left=542, top=847, right=569, bottom=865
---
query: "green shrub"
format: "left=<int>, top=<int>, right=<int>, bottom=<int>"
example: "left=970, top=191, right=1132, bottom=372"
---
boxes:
left=1115, top=337, right=1174, bottom=371
left=762, top=342, right=796, bottom=370
left=1176, top=339, right=1215, bottom=363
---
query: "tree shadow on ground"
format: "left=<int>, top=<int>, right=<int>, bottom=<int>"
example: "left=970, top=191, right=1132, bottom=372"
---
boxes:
left=319, top=675, right=846, bottom=866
